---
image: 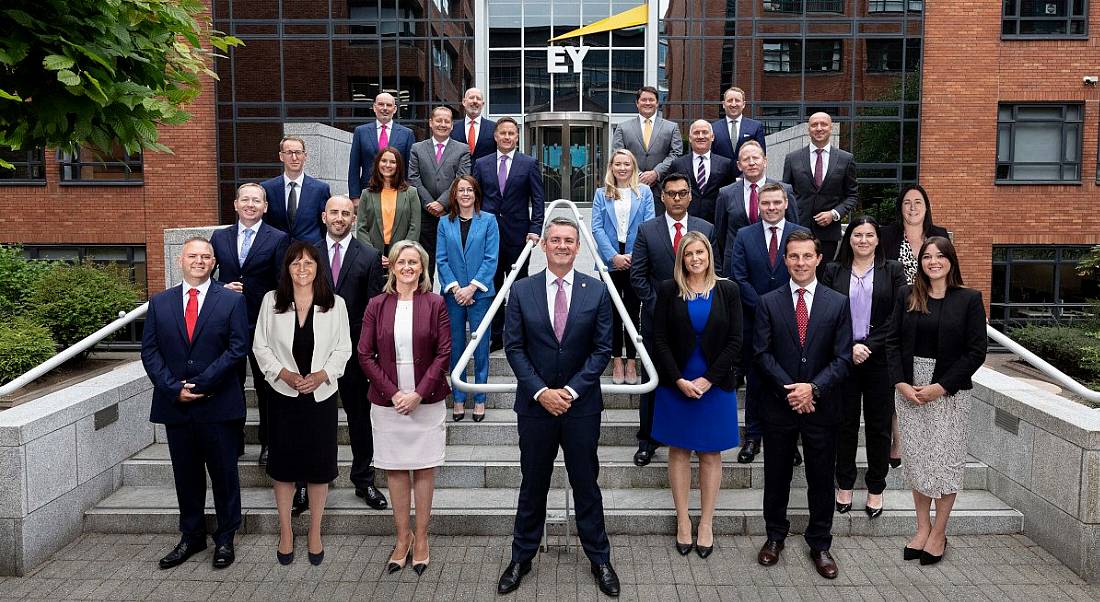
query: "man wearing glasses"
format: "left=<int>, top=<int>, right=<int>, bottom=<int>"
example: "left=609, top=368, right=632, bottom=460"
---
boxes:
left=261, top=136, right=331, bottom=243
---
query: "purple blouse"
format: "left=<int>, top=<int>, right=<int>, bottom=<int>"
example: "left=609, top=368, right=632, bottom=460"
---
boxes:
left=849, top=265, right=874, bottom=341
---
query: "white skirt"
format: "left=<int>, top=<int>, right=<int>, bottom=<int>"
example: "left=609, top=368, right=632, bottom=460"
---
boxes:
left=371, top=400, right=447, bottom=470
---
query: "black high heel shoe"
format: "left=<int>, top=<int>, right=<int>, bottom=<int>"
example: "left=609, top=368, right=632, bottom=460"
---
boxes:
left=452, top=406, right=465, bottom=422
left=472, top=404, right=486, bottom=422
left=412, top=542, right=430, bottom=576
left=308, top=548, right=325, bottom=566
left=889, top=457, right=902, bottom=468
left=920, top=538, right=947, bottom=566
left=674, top=539, right=693, bottom=556
left=903, top=546, right=922, bottom=561
left=386, top=536, right=414, bottom=574
left=835, top=490, right=853, bottom=514
left=695, top=543, right=713, bottom=559
left=865, top=493, right=884, bottom=519
left=276, top=549, right=294, bottom=565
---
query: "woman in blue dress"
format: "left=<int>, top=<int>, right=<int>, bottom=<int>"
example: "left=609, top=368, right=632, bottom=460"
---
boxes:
left=652, top=231, right=742, bottom=559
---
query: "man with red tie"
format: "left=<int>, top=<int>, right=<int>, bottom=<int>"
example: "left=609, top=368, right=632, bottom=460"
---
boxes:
left=451, top=87, right=497, bottom=162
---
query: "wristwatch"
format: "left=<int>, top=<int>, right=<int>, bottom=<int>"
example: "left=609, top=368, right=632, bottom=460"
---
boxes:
left=810, top=383, right=821, bottom=399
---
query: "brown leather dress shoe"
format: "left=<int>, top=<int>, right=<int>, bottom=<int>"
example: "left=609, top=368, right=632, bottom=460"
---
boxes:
left=757, top=539, right=784, bottom=566
left=810, top=549, right=838, bottom=579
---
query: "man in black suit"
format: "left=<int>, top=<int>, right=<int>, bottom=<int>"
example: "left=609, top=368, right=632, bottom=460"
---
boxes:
left=497, top=217, right=619, bottom=598
left=753, top=230, right=852, bottom=580
left=451, top=87, right=497, bottom=162
left=781, top=112, right=858, bottom=265
left=628, top=173, right=716, bottom=467
left=669, top=120, right=735, bottom=221
left=313, top=195, right=388, bottom=509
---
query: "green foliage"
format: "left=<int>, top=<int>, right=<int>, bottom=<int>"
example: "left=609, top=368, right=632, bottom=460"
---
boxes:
left=0, top=245, right=54, bottom=317
left=0, top=318, right=56, bottom=385
left=26, top=262, right=140, bottom=349
left=0, top=0, right=243, bottom=163
left=1009, top=325, right=1100, bottom=390
left=1076, top=245, right=1100, bottom=280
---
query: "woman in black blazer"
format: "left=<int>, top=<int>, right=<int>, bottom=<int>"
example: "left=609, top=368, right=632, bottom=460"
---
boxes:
left=821, top=216, right=905, bottom=519
left=651, top=232, right=742, bottom=559
left=885, top=236, right=987, bottom=566
left=878, top=185, right=950, bottom=285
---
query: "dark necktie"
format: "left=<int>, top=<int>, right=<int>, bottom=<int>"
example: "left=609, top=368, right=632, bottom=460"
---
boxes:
left=185, top=288, right=199, bottom=342
left=748, top=183, right=759, bottom=223
left=331, top=241, right=341, bottom=286
left=768, top=225, right=779, bottom=268
left=287, top=182, right=298, bottom=227
left=796, top=288, right=808, bottom=346
left=814, top=148, right=824, bottom=189
left=696, top=155, right=707, bottom=190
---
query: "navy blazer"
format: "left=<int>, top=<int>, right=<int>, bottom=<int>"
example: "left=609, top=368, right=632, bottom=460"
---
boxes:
left=436, top=211, right=500, bottom=301
left=629, top=215, right=716, bottom=316
left=210, top=222, right=290, bottom=327
left=820, top=259, right=906, bottom=360
left=711, top=116, right=767, bottom=177
left=713, top=178, right=799, bottom=277
left=590, top=186, right=655, bottom=266
left=348, top=120, right=415, bottom=198
left=451, top=116, right=498, bottom=162
left=729, top=221, right=810, bottom=312
left=313, top=236, right=384, bottom=346
left=472, top=151, right=545, bottom=250
left=669, top=152, right=736, bottom=221
left=504, top=271, right=612, bottom=417
left=886, top=286, right=987, bottom=395
left=260, top=174, right=331, bottom=243
left=142, top=282, right=250, bottom=425
left=754, top=283, right=852, bottom=426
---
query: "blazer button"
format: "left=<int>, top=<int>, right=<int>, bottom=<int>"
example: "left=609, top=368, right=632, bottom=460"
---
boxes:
left=801, top=358, right=807, bottom=363
left=188, top=360, right=194, bottom=365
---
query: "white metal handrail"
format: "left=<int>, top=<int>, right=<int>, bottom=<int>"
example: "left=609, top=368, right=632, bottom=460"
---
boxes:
left=986, top=324, right=1100, bottom=404
left=450, top=198, right=658, bottom=396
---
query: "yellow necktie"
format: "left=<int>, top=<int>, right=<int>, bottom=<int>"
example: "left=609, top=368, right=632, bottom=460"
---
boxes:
left=643, top=118, right=653, bottom=150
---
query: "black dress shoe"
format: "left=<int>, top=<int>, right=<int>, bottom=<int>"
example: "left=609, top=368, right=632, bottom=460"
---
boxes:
left=903, top=546, right=923, bottom=561
left=792, top=448, right=803, bottom=466
left=810, top=549, right=838, bottom=579
left=695, top=543, right=713, bottom=559
left=591, top=563, right=620, bottom=597
left=757, top=539, right=784, bottom=566
left=258, top=446, right=268, bottom=466
left=472, top=410, right=486, bottom=422
left=865, top=504, right=884, bottom=519
left=356, top=485, right=388, bottom=510
left=212, top=543, right=235, bottom=569
left=291, top=485, right=309, bottom=517
left=497, top=560, right=531, bottom=594
left=633, top=448, right=654, bottom=467
left=737, top=439, right=760, bottom=464
left=158, top=540, right=207, bottom=569
left=452, top=409, right=465, bottom=422
left=889, top=457, right=902, bottom=468
left=920, top=538, right=947, bottom=565
left=835, top=501, right=852, bottom=514
left=276, top=549, right=294, bottom=565
left=308, top=548, right=325, bottom=566
left=674, top=539, right=693, bottom=556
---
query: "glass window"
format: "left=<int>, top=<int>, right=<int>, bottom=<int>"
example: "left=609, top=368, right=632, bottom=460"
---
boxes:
left=58, top=144, right=143, bottom=184
left=990, top=245, right=1100, bottom=328
left=0, top=148, right=45, bottom=183
left=347, top=3, right=416, bottom=37
left=866, top=39, right=921, bottom=72
left=1002, top=0, right=1088, bottom=37
left=489, top=51, right=522, bottom=114
left=868, top=0, right=923, bottom=11
left=763, top=0, right=845, bottom=13
left=996, top=103, right=1082, bottom=183
left=764, top=40, right=843, bottom=73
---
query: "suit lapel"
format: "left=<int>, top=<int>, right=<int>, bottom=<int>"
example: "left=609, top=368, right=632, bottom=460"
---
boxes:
left=656, top=220, right=675, bottom=259
left=338, top=240, right=359, bottom=291
left=775, top=286, right=799, bottom=346
left=241, top=224, right=268, bottom=270
left=627, top=190, right=641, bottom=226
left=532, top=272, right=554, bottom=338
left=603, top=195, right=619, bottom=240
left=562, top=273, right=589, bottom=342
left=189, top=284, right=221, bottom=344
left=802, top=287, right=828, bottom=350
left=169, top=286, right=188, bottom=344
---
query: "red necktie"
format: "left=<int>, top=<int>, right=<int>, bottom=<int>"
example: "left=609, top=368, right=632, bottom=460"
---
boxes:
left=768, top=226, right=778, bottom=268
left=796, top=288, right=808, bottom=346
left=748, top=183, right=759, bottom=223
left=673, top=222, right=683, bottom=251
left=185, top=288, right=199, bottom=342
left=467, top=120, right=476, bottom=154
left=379, top=123, right=389, bottom=148
left=814, top=148, right=824, bottom=188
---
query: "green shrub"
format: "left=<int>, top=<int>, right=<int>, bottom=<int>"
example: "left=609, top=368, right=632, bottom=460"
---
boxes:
left=1009, top=324, right=1100, bottom=389
left=0, top=318, right=56, bottom=385
left=0, top=246, right=54, bottom=317
left=27, top=262, right=141, bottom=350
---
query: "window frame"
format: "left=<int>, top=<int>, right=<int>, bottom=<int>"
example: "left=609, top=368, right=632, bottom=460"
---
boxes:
left=1001, top=0, right=1088, bottom=39
left=0, top=148, right=46, bottom=186
left=865, top=38, right=921, bottom=73
left=57, top=146, right=144, bottom=186
left=763, top=39, right=844, bottom=74
left=990, top=244, right=1099, bottom=330
left=762, top=0, right=845, bottom=13
left=995, top=102, right=1083, bottom=185
left=867, top=0, right=923, bottom=11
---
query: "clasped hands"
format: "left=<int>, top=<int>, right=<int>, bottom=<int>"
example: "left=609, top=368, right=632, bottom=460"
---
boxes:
left=451, top=284, right=478, bottom=307
left=178, top=381, right=204, bottom=402
left=278, top=368, right=329, bottom=395
left=426, top=201, right=446, bottom=217
left=895, top=382, right=945, bottom=406
left=390, top=390, right=423, bottom=415
left=537, top=388, right=573, bottom=416
left=675, top=377, right=712, bottom=399
left=784, top=382, right=816, bottom=414
left=610, top=254, right=632, bottom=270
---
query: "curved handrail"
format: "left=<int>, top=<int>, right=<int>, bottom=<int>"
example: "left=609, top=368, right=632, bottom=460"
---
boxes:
left=986, top=324, right=1100, bottom=404
left=450, top=198, right=658, bottom=396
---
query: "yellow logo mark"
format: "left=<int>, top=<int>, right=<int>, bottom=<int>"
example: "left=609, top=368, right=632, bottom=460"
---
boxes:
left=548, top=4, right=648, bottom=42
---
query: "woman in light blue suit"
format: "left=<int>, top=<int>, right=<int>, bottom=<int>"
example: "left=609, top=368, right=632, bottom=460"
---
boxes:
left=591, top=148, right=655, bottom=384
left=436, top=175, right=499, bottom=422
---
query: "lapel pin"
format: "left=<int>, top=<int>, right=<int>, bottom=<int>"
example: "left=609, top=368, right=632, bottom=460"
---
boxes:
left=581, top=282, right=587, bottom=288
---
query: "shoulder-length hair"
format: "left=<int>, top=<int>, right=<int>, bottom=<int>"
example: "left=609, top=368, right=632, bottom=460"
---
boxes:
left=447, top=175, right=482, bottom=220
left=673, top=231, right=718, bottom=301
left=603, top=149, right=640, bottom=200
left=274, top=241, right=335, bottom=313
left=895, top=184, right=935, bottom=237
left=835, top=215, right=884, bottom=267
left=384, top=240, right=433, bottom=294
left=366, top=147, right=409, bottom=193
left=907, top=236, right=965, bottom=314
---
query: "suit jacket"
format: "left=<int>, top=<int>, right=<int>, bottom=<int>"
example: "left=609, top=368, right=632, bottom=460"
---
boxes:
left=729, top=221, right=811, bottom=313
left=407, top=138, right=471, bottom=210
left=436, top=211, right=499, bottom=300
left=313, top=236, right=384, bottom=346
left=251, top=293, right=352, bottom=399
left=669, top=152, right=736, bottom=221
left=590, top=186, right=655, bottom=266
left=504, top=271, right=612, bottom=417
left=878, top=223, right=951, bottom=262
left=358, top=291, right=452, bottom=406
left=356, top=186, right=422, bottom=252
left=612, top=116, right=683, bottom=177
left=142, top=282, right=250, bottom=425
left=754, top=283, right=853, bottom=426
left=629, top=215, right=716, bottom=316
left=261, top=175, right=331, bottom=243
left=450, top=116, right=497, bottom=162
left=782, top=145, right=858, bottom=242
left=210, top=221, right=290, bottom=327
left=348, top=120, right=415, bottom=198
left=713, top=178, right=799, bottom=277
left=653, top=279, right=742, bottom=391
left=886, top=286, right=987, bottom=395
left=471, top=151, right=545, bottom=250
left=711, top=116, right=767, bottom=176
left=820, top=259, right=906, bottom=360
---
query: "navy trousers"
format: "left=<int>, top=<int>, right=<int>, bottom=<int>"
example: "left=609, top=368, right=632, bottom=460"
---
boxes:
left=165, top=420, right=242, bottom=546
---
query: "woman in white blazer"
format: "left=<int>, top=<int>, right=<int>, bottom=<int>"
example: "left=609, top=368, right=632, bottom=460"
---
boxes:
left=253, top=241, right=351, bottom=567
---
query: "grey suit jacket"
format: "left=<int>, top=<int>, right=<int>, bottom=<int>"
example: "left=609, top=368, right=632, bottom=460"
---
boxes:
left=612, top=115, right=683, bottom=177
left=407, top=138, right=471, bottom=210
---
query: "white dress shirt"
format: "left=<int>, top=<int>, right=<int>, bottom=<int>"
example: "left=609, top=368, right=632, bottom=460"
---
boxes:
left=327, top=232, right=351, bottom=269
left=789, top=278, right=819, bottom=317
left=726, top=116, right=741, bottom=145
left=742, top=176, right=766, bottom=215
left=638, top=114, right=655, bottom=131
left=495, top=149, right=516, bottom=181
left=664, top=212, right=689, bottom=248
left=693, top=152, right=711, bottom=186
left=810, top=144, right=831, bottom=181
left=237, top=221, right=262, bottom=259
left=432, top=135, right=450, bottom=153
left=534, top=269, right=579, bottom=402
left=181, top=278, right=212, bottom=315
left=283, top=173, right=304, bottom=212
left=763, top=218, right=787, bottom=254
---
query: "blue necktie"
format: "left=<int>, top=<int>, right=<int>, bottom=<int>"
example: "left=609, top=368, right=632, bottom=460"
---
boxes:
left=239, top=228, right=254, bottom=265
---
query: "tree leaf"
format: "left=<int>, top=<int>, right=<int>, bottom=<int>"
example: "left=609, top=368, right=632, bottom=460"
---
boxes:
left=43, top=54, right=75, bottom=71
left=56, top=69, right=80, bottom=86
left=0, top=89, right=21, bottom=102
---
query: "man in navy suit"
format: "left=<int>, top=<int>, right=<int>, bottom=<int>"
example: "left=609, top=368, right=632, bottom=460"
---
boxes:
left=260, top=136, right=331, bottom=243
left=753, top=230, right=852, bottom=580
left=730, top=184, right=809, bottom=466
left=711, top=86, right=767, bottom=179
left=628, top=173, right=716, bottom=466
left=348, top=92, right=415, bottom=199
left=141, top=237, right=250, bottom=571
left=471, top=116, right=545, bottom=350
left=313, top=195, right=388, bottom=510
left=210, top=183, right=290, bottom=468
left=497, top=217, right=619, bottom=597
left=451, top=87, right=497, bottom=162
left=669, top=120, right=735, bottom=221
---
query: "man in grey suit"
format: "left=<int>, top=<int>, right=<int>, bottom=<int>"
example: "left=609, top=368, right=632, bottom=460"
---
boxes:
left=408, top=106, right=472, bottom=284
left=612, top=86, right=683, bottom=214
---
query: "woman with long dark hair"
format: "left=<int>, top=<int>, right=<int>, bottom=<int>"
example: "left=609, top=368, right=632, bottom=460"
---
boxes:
left=356, top=147, right=422, bottom=265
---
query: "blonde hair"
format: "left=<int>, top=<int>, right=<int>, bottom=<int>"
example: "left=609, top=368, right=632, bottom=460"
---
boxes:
left=603, top=149, right=640, bottom=200
left=383, top=240, right=432, bottom=294
left=672, top=231, right=718, bottom=301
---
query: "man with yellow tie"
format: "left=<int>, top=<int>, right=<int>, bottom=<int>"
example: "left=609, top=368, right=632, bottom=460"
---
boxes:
left=611, top=86, right=683, bottom=215
left=451, top=87, right=498, bottom=162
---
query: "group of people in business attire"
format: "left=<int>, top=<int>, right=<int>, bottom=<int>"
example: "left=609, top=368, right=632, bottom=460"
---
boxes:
left=139, top=83, right=987, bottom=596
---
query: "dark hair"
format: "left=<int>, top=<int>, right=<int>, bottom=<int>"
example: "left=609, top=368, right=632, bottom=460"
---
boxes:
left=636, top=86, right=659, bottom=101
left=661, top=172, right=690, bottom=191
left=495, top=116, right=519, bottom=131
left=783, top=229, right=821, bottom=255
left=366, top=146, right=409, bottom=193
left=836, top=215, right=883, bottom=267
left=274, top=241, right=335, bottom=313
left=896, top=184, right=935, bottom=236
left=447, top=175, right=482, bottom=220
left=907, top=236, right=965, bottom=314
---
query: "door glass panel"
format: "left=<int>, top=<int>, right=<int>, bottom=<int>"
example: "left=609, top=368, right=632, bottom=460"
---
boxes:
left=569, top=126, right=592, bottom=202
left=538, top=127, right=564, bottom=201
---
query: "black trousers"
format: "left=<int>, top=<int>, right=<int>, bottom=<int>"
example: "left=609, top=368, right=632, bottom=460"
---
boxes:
left=339, top=359, right=376, bottom=489
left=835, top=358, right=893, bottom=494
left=635, top=312, right=658, bottom=451
left=762, top=418, right=836, bottom=552
left=491, top=242, right=530, bottom=344
left=165, top=420, right=242, bottom=547
left=512, top=412, right=610, bottom=565
left=608, top=265, right=640, bottom=359
left=420, top=210, right=439, bottom=288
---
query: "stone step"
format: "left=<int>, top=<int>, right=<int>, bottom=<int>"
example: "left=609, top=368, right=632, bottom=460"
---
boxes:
left=122, top=444, right=988, bottom=491
left=84, top=486, right=1023, bottom=537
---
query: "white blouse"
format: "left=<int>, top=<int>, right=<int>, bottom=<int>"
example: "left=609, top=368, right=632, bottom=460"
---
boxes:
left=614, top=188, right=632, bottom=244
left=394, top=299, right=415, bottom=392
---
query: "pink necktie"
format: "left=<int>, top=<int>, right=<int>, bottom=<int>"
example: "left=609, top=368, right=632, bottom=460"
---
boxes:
left=331, top=242, right=341, bottom=286
left=435, top=143, right=444, bottom=163
left=814, top=148, right=824, bottom=188
left=553, top=278, right=567, bottom=342
left=379, top=123, right=389, bottom=148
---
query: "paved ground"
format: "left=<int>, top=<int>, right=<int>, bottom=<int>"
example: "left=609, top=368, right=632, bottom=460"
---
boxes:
left=0, top=533, right=1096, bottom=600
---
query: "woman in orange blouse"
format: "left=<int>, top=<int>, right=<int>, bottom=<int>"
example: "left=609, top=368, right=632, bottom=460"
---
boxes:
left=356, top=147, right=422, bottom=266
